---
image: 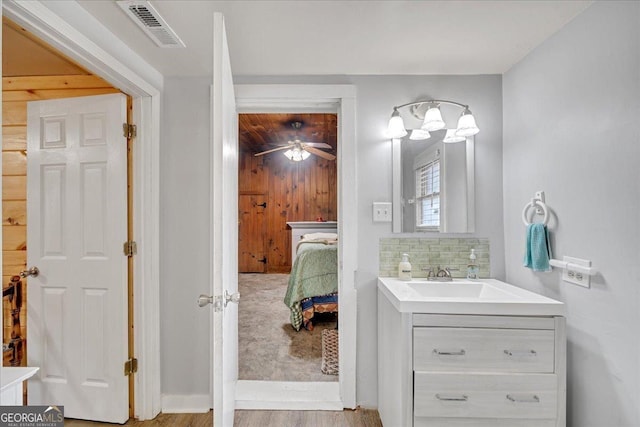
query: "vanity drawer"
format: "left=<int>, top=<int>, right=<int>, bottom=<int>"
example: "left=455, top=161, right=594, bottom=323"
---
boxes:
left=413, top=373, right=558, bottom=420
left=413, top=327, right=555, bottom=373
left=413, top=418, right=557, bottom=427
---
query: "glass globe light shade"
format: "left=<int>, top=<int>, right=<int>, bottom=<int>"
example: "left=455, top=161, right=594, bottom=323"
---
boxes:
left=410, top=129, right=431, bottom=140
left=443, top=128, right=466, bottom=143
left=421, top=106, right=446, bottom=131
left=387, top=109, right=407, bottom=138
left=284, top=147, right=309, bottom=162
left=455, top=110, right=480, bottom=137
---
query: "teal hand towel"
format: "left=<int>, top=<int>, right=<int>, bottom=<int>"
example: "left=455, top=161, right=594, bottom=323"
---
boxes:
left=523, top=223, right=552, bottom=272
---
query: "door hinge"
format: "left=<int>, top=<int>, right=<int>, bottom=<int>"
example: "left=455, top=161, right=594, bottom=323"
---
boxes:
left=124, top=358, right=138, bottom=376
left=123, top=123, right=137, bottom=139
left=123, top=240, right=137, bottom=257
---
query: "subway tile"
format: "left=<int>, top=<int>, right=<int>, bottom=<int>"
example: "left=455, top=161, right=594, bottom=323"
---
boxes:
left=379, top=237, right=491, bottom=277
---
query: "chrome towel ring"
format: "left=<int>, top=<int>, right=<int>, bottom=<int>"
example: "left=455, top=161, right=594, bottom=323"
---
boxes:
left=522, top=198, right=549, bottom=226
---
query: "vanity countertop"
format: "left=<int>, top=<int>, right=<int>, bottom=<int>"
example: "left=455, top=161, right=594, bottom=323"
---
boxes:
left=378, top=277, right=565, bottom=316
left=1, top=367, right=39, bottom=391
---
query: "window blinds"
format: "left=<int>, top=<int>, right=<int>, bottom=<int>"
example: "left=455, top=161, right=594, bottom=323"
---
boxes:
left=415, top=159, right=440, bottom=228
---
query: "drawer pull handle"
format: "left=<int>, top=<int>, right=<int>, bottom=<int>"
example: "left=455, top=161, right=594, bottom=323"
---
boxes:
left=506, top=394, right=540, bottom=403
left=436, top=394, right=468, bottom=402
left=504, top=349, right=537, bottom=357
left=433, top=349, right=466, bottom=356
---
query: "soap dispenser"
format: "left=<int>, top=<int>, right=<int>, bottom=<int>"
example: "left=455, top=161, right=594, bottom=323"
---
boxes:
left=467, top=249, right=479, bottom=279
left=398, top=253, right=412, bottom=281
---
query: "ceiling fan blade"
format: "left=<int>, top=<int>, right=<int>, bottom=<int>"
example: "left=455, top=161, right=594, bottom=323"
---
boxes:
left=305, top=146, right=336, bottom=161
left=254, top=145, right=290, bottom=157
left=303, top=142, right=332, bottom=149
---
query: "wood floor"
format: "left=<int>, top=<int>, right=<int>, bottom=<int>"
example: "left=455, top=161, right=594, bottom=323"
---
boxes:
left=235, top=409, right=382, bottom=426
left=64, top=409, right=382, bottom=426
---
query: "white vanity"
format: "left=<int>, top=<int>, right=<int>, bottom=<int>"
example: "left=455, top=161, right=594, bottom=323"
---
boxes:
left=378, top=277, right=566, bottom=427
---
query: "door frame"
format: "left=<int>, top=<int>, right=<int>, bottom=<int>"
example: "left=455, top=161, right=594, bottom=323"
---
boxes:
left=234, top=84, right=357, bottom=409
left=2, top=1, right=162, bottom=419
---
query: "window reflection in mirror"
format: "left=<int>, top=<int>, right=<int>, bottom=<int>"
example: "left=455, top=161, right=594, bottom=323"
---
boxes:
left=392, top=131, right=475, bottom=233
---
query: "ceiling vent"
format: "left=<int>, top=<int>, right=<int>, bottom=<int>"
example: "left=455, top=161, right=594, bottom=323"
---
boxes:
left=117, top=1, right=186, bottom=48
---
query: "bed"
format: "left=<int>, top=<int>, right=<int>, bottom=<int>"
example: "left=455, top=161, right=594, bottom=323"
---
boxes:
left=283, top=233, right=338, bottom=331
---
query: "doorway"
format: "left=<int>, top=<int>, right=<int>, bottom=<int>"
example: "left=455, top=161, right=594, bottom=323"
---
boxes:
left=234, top=84, right=357, bottom=410
left=2, top=4, right=162, bottom=420
left=237, top=113, right=338, bottom=385
left=2, top=17, right=133, bottom=422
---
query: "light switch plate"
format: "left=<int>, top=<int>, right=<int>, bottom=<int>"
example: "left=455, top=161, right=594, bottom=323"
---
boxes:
left=562, top=256, right=591, bottom=288
left=373, top=202, right=392, bottom=222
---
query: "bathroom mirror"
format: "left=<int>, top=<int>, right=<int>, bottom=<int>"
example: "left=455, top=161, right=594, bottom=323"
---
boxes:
left=392, top=131, right=475, bottom=233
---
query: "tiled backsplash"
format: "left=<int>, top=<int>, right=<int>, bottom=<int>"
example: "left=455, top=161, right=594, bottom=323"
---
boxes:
left=379, top=237, right=490, bottom=278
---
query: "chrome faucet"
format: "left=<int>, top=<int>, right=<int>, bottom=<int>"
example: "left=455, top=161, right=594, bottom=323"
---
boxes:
left=425, top=266, right=458, bottom=281
left=437, top=266, right=452, bottom=278
left=424, top=267, right=436, bottom=280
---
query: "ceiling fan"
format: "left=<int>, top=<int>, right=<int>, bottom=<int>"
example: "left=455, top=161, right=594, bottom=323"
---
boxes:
left=253, top=121, right=336, bottom=161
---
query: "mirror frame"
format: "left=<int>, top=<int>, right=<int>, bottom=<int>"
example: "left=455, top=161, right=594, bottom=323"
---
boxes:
left=392, top=136, right=475, bottom=233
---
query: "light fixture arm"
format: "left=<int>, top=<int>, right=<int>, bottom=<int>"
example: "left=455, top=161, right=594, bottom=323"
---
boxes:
left=393, top=99, right=468, bottom=110
left=393, top=99, right=469, bottom=120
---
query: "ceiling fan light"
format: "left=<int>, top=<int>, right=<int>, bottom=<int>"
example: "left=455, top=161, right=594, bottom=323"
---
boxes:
left=387, top=108, right=407, bottom=138
left=301, top=150, right=311, bottom=160
left=409, top=129, right=431, bottom=140
left=421, top=105, right=446, bottom=132
left=284, top=147, right=308, bottom=162
left=443, top=128, right=466, bottom=143
left=455, top=109, right=479, bottom=137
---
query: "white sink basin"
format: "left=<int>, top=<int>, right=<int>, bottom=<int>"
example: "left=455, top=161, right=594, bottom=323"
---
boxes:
left=378, top=277, right=565, bottom=315
left=405, top=281, right=517, bottom=299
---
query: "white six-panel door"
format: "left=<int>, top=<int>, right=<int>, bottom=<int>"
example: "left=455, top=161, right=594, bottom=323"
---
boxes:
left=211, top=12, right=239, bottom=427
left=26, top=93, right=129, bottom=423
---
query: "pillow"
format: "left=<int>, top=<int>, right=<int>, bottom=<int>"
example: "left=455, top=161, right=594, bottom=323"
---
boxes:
left=302, top=232, right=338, bottom=240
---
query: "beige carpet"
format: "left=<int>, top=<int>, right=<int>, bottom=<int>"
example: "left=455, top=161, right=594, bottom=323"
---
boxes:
left=238, top=273, right=338, bottom=382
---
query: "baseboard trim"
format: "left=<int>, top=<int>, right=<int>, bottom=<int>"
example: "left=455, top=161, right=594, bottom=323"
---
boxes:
left=235, top=380, right=342, bottom=410
left=161, top=394, right=211, bottom=413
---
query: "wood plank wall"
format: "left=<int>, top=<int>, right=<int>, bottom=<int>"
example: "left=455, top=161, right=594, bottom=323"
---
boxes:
left=2, top=75, right=120, bottom=366
left=239, top=149, right=337, bottom=273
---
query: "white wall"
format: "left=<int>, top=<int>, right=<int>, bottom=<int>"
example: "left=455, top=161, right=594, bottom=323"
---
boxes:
left=159, top=74, right=503, bottom=406
left=160, top=77, right=212, bottom=400
left=502, top=2, right=640, bottom=426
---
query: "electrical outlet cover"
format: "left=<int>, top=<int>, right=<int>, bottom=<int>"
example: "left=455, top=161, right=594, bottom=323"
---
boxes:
left=561, top=256, right=591, bottom=288
left=373, top=202, right=392, bottom=222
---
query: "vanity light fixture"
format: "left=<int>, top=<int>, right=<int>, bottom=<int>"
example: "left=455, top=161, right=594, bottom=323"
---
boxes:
left=387, top=99, right=480, bottom=140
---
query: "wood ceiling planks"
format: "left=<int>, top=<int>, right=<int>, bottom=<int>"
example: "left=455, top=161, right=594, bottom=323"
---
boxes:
left=239, top=113, right=337, bottom=155
left=2, top=17, right=89, bottom=77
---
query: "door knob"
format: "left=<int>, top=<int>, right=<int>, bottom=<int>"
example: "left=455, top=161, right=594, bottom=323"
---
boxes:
left=224, top=290, right=240, bottom=307
left=20, top=266, right=39, bottom=278
left=198, top=294, right=214, bottom=307
left=198, top=291, right=239, bottom=310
